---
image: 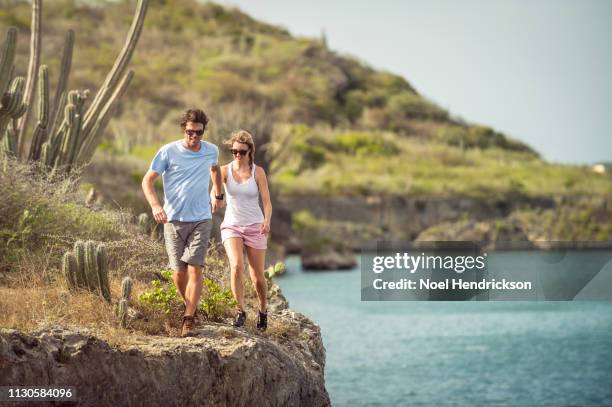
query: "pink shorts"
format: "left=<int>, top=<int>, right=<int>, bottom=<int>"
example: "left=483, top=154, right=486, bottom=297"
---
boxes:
left=220, top=222, right=268, bottom=250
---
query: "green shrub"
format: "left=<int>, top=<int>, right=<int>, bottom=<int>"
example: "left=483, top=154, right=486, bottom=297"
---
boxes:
left=138, top=270, right=181, bottom=314
left=265, top=262, right=286, bottom=279
left=293, top=140, right=327, bottom=171
left=343, top=89, right=366, bottom=122
left=139, top=271, right=236, bottom=320
left=436, top=125, right=538, bottom=156
left=292, top=210, right=319, bottom=233
left=200, top=278, right=236, bottom=322
left=334, top=132, right=398, bottom=156
left=387, top=92, right=448, bottom=121
left=282, top=125, right=329, bottom=172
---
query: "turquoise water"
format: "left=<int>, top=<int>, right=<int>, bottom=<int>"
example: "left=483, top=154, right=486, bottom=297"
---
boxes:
left=278, top=255, right=612, bottom=407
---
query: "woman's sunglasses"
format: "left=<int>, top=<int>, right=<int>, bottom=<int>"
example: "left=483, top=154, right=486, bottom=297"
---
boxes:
left=230, top=149, right=249, bottom=156
left=185, top=129, right=204, bottom=137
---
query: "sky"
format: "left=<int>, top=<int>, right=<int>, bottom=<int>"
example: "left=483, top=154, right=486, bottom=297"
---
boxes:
left=215, top=0, right=612, bottom=165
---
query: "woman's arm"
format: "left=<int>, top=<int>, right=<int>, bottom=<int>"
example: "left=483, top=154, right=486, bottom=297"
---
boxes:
left=256, top=166, right=272, bottom=235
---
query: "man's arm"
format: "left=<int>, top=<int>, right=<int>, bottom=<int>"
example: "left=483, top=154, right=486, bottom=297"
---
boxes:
left=210, top=164, right=225, bottom=212
left=142, top=169, right=167, bottom=224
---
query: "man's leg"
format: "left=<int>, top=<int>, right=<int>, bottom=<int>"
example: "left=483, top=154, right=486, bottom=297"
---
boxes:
left=184, top=264, right=202, bottom=317
left=173, top=266, right=188, bottom=304
left=180, top=220, right=212, bottom=317
left=164, top=222, right=188, bottom=303
left=245, top=246, right=267, bottom=312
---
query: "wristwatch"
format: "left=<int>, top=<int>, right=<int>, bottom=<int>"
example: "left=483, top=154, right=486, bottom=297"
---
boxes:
left=215, top=193, right=224, bottom=200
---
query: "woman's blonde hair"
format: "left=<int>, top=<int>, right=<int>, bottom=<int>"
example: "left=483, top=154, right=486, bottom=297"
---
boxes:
left=224, top=129, right=255, bottom=167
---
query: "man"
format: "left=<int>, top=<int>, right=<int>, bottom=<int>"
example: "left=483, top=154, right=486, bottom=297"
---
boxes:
left=142, top=108, right=225, bottom=337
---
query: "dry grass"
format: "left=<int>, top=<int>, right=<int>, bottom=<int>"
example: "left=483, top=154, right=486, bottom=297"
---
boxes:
left=0, top=279, right=119, bottom=336
left=261, top=318, right=301, bottom=340
left=1, top=261, right=299, bottom=346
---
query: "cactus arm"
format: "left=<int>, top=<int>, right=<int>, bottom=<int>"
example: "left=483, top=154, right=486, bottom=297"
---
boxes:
left=0, top=27, right=17, bottom=97
left=73, top=240, right=87, bottom=289
left=16, top=0, right=42, bottom=159
left=28, top=65, right=49, bottom=161
left=45, top=89, right=87, bottom=168
left=121, top=276, right=132, bottom=301
left=62, top=251, right=77, bottom=291
left=84, top=240, right=99, bottom=292
left=118, top=299, right=128, bottom=328
left=57, top=104, right=76, bottom=167
left=48, top=30, right=73, bottom=137
left=0, top=77, right=27, bottom=148
left=96, top=243, right=111, bottom=302
left=117, top=277, right=133, bottom=327
left=78, top=70, right=134, bottom=164
left=82, top=0, right=148, bottom=142
left=2, top=120, right=17, bottom=157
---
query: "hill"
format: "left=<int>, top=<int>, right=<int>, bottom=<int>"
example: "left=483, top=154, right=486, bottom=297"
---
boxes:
left=1, top=0, right=610, bottom=249
left=1, top=0, right=538, bottom=154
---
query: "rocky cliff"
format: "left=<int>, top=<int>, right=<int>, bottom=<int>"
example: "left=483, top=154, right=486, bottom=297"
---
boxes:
left=272, top=193, right=556, bottom=252
left=0, top=310, right=330, bottom=407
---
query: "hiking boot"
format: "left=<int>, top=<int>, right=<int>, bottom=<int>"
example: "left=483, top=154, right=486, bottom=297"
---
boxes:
left=182, top=303, right=197, bottom=320
left=257, top=310, right=268, bottom=331
left=233, top=310, right=246, bottom=328
left=181, top=315, right=196, bottom=337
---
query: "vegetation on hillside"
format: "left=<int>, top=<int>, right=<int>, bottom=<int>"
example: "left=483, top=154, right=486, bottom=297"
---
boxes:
left=416, top=196, right=612, bottom=242
left=1, top=1, right=541, bottom=172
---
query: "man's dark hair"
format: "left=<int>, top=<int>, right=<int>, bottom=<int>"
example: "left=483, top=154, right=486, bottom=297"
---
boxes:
left=180, top=109, right=209, bottom=129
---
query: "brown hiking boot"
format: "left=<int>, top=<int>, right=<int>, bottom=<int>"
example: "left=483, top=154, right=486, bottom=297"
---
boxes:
left=181, top=315, right=196, bottom=337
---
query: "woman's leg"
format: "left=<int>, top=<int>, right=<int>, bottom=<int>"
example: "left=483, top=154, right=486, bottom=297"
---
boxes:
left=224, top=237, right=246, bottom=311
left=245, top=246, right=267, bottom=312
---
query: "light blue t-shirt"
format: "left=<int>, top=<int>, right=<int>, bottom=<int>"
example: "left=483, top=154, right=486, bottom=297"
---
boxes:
left=150, top=140, right=219, bottom=222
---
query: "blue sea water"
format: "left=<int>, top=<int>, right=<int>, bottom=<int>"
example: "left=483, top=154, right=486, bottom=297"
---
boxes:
left=277, top=255, right=612, bottom=407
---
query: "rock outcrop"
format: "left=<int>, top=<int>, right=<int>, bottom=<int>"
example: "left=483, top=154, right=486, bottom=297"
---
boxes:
left=301, top=250, right=357, bottom=271
left=0, top=310, right=330, bottom=407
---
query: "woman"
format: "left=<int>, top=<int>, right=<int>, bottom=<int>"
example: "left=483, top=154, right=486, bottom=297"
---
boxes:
left=218, top=130, right=272, bottom=330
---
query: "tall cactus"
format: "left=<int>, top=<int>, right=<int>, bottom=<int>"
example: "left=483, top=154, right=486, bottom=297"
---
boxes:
left=59, top=104, right=79, bottom=167
left=48, top=30, right=74, bottom=138
left=82, top=0, right=147, bottom=139
left=28, top=65, right=49, bottom=161
left=16, top=0, right=42, bottom=158
left=1, top=0, right=149, bottom=170
left=79, top=70, right=133, bottom=164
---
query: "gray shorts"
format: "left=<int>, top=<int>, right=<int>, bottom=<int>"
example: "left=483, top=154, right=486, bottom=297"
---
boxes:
left=164, top=220, right=213, bottom=271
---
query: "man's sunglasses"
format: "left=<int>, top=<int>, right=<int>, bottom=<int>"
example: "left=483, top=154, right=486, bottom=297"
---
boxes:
left=185, top=129, right=204, bottom=137
left=230, top=149, right=249, bottom=156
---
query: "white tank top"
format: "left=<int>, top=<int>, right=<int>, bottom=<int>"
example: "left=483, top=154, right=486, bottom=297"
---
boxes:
left=223, top=163, right=265, bottom=226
